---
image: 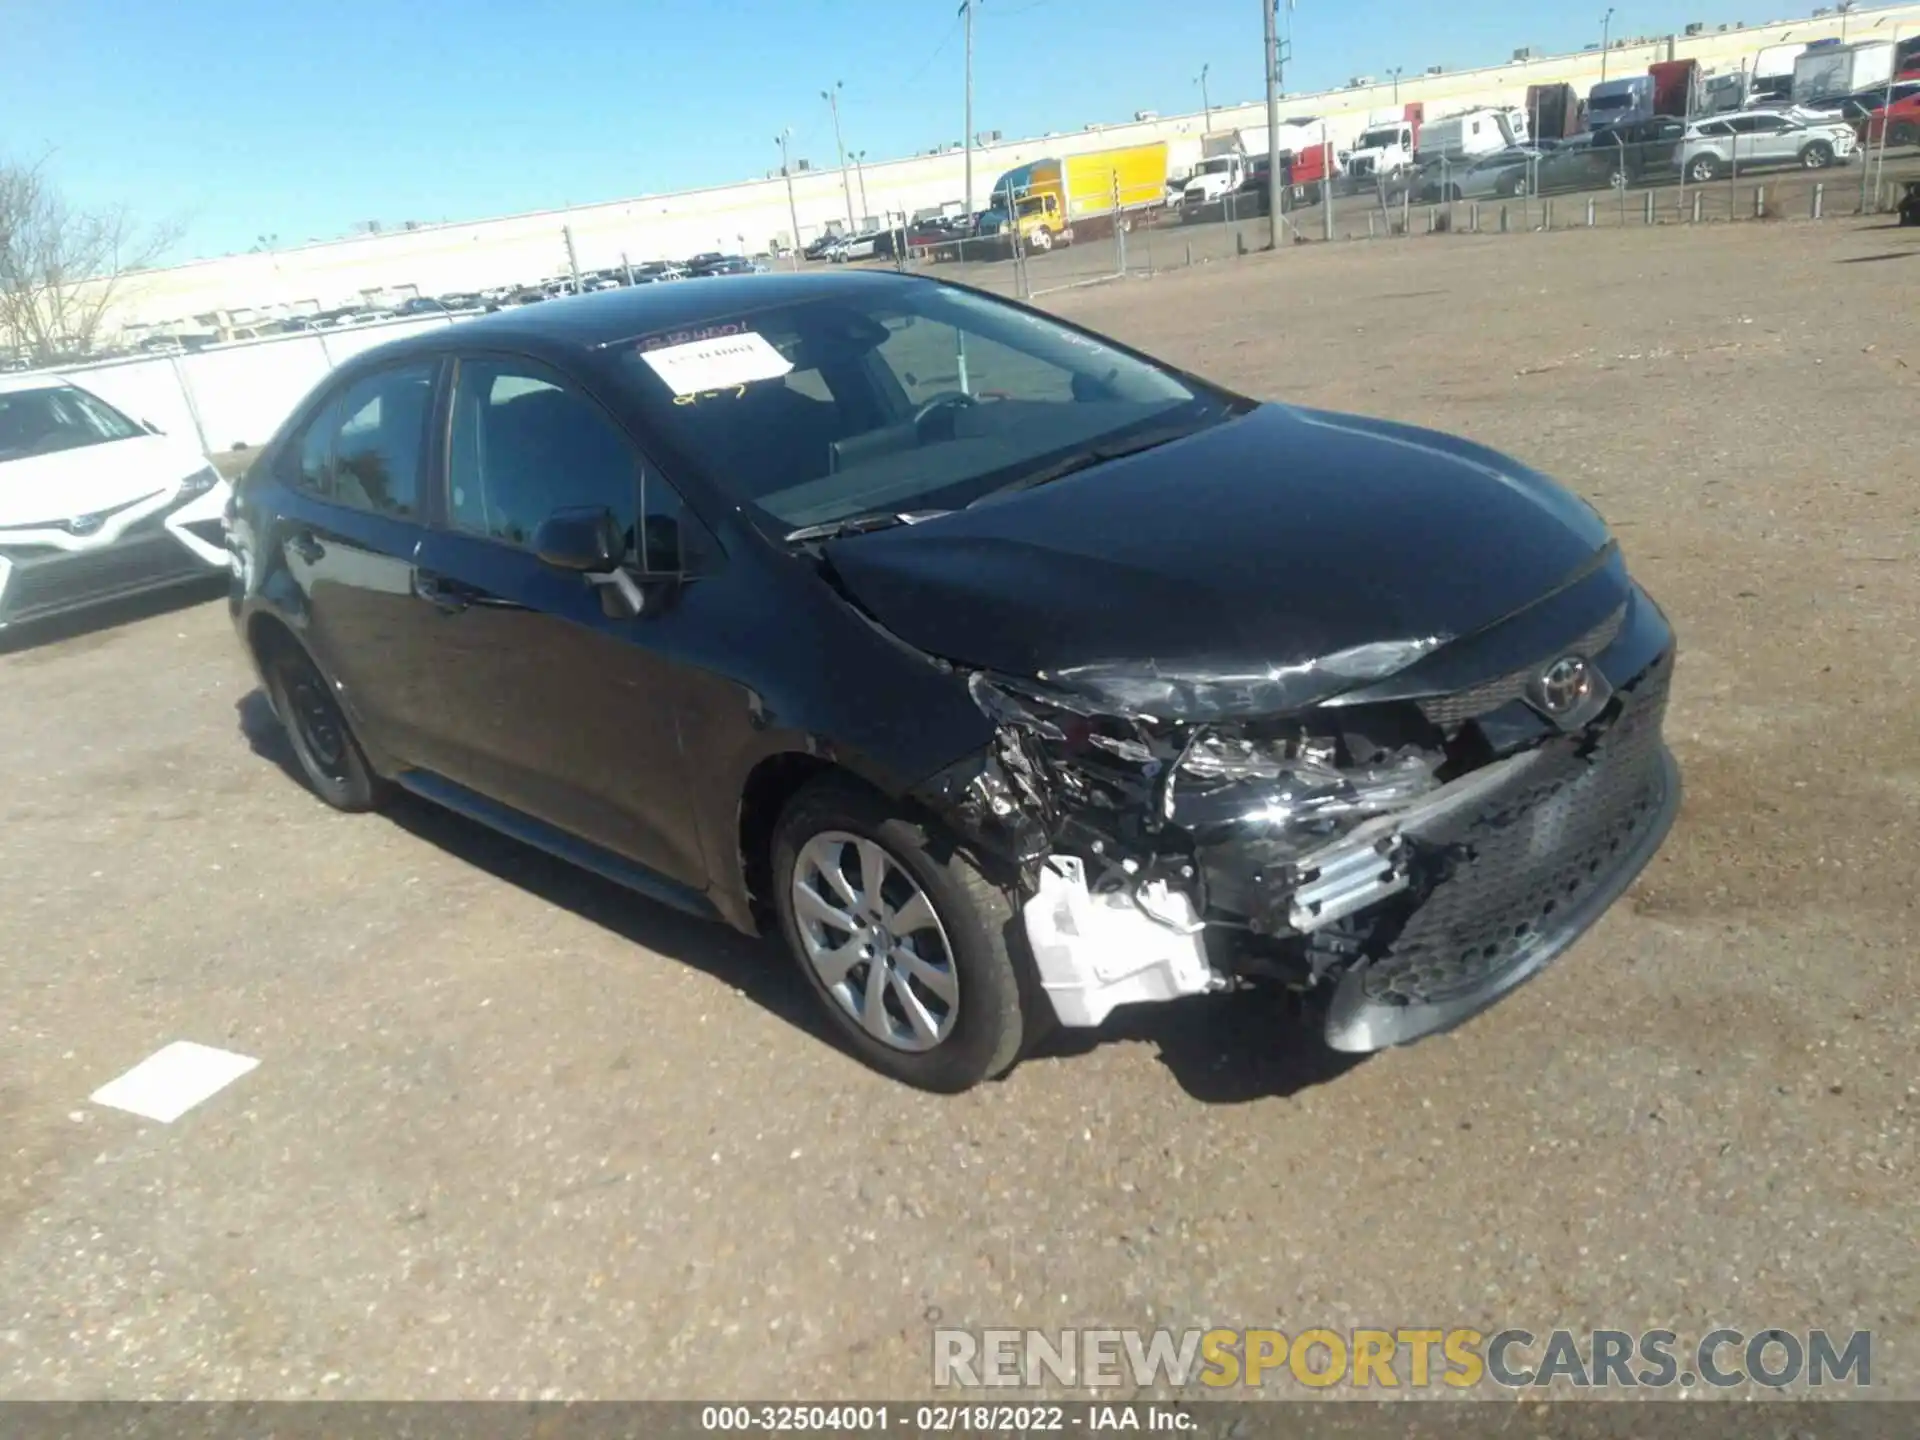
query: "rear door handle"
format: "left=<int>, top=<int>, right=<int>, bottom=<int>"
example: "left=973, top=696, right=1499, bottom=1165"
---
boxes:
left=412, top=570, right=470, bottom=614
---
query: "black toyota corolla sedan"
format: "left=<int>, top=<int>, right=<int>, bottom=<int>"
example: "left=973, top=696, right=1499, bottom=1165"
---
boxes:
left=227, top=270, right=1680, bottom=1092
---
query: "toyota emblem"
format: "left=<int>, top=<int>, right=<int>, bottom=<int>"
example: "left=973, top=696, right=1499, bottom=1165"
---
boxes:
left=1534, top=655, right=1594, bottom=716
left=65, top=512, right=107, bottom=536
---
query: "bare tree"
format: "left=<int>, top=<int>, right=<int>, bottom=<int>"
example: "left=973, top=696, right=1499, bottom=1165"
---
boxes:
left=0, top=154, right=178, bottom=362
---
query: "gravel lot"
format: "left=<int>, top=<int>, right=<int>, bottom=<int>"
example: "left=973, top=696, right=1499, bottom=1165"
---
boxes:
left=2, top=218, right=1916, bottom=1401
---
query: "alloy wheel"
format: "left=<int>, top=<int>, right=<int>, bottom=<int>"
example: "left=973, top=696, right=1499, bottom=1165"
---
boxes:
left=790, top=831, right=959, bottom=1052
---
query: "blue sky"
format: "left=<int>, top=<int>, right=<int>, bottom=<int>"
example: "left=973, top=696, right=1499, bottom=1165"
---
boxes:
left=2, top=0, right=1822, bottom=261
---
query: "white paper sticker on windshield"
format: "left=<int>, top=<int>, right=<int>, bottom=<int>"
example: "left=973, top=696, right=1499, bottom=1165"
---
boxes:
left=639, top=331, right=793, bottom=396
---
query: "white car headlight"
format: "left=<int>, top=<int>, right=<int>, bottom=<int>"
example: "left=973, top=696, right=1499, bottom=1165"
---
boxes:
left=178, top=464, right=222, bottom=499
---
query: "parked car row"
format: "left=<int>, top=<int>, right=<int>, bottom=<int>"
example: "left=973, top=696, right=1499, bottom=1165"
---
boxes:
left=486, top=255, right=769, bottom=309
left=1415, top=107, right=1865, bottom=202
left=801, top=214, right=987, bottom=264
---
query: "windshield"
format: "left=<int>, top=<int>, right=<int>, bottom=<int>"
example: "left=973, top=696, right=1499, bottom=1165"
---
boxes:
left=612, top=280, right=1238, bottom=535
left=0, top=384, right=144, bottom=462
left=1197, top=157, right=1236, bottom=175
left=1591, top=92, right=1634, bottom=111
left=1357, top=128, right=1402, bottom=149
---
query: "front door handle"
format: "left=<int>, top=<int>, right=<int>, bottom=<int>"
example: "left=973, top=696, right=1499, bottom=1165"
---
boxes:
left=412, top=569, right=469, bottom=614
left=287, top=530, right=324, bottom=564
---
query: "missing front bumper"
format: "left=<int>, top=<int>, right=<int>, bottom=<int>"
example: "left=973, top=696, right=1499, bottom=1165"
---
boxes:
left=1322, top=742, right=1680, bottom=1051
left=1012, top=644, right=1680, bottom=1045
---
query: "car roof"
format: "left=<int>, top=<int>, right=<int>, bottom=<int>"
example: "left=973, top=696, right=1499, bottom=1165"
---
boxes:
left=358, top=269, right=927, bottom=362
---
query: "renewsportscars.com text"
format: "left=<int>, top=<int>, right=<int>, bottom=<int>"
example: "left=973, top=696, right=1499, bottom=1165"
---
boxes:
left=932, top=1327, right=1873, bottom=1391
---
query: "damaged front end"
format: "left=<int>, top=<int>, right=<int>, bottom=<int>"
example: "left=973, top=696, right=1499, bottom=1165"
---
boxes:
left=916, top=593, right=1681, bottom=1052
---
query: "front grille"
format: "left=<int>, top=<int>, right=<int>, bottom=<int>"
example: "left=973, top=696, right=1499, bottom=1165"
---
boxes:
left=1350, top=158, right=1376, bottom=177
left=1360, top=648, right=1673, bottom=1008
left=0, top=533, right=206, bottom=621
left=1417, top=604, right=1627, bottom=727
left=0, top=490, right=165, bottom=543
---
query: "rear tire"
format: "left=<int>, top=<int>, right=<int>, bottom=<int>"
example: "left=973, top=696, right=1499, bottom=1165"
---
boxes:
left=1890, top=121, right=1917, bottom=148
left=771, top=776, right=1040, bottom=1093
left=262, top=641, right=388, bottom=812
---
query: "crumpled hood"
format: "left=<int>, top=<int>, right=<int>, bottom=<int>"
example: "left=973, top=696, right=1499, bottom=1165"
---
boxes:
left=823, top=403, right=1614, bottom=689
left=0, top=435, right=205, bottom=528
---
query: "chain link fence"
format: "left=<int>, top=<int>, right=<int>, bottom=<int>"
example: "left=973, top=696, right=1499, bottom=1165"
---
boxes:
left=853, top=134, right=1920, bottom=297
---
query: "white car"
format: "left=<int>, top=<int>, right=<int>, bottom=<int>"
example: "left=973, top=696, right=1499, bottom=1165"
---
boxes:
left=1679, top=111, right=1856, bottom=182
left=827, top=233, right=881, bottom=263
left=0, top=374, right=231, bottom=630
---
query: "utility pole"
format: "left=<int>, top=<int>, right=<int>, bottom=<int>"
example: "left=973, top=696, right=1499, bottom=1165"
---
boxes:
left=852, top=150, right=870, bottom=221
left=1389, top=65, right=1403, bottom=103
left=1264, top=0, right=1284, bottom=250
left=960, top=0, right=978, bottom=218
left=776, top=129, right=803, bottom=269
left=823, top=81, right=857, bottom=234
left=1838, top=0, right=1856, bottom=40
left=1197, top=63, right=1213, bottom=130
left=1600, top=7, right=1615, bottom=82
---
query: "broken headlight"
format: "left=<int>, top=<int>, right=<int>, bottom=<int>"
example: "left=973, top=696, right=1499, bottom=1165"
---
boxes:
left=1169, top=728, right=1442, bottom=835
left=966, top=668, right=1448, bottom=869
left=1036, top=637, right=1448, bottom=723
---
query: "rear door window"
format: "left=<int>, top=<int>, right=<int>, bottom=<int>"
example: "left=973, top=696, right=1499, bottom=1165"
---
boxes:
left=329, top=364, right=435, bottom=518
left=278, top=362, right=433, bottom=519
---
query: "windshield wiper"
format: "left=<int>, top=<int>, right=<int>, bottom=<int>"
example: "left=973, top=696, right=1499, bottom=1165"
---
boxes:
left=783, top=509, right=952, bottom=544
left=974, top=423, right=1208, bottom=504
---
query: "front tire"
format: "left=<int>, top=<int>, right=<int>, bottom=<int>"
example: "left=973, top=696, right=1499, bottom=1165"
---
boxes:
left=262, top=641, right=388, bottom=812
left=1688, top=153, right=1723, bottom=183
left=1028, top=226, right=1054, bottom=252
left=771, top=777, right=1037, bottom=1092
left=1801, top=141, right=1834, bottom=170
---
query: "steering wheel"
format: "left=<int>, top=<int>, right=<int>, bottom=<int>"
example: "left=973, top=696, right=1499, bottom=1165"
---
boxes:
left=910, top=391, right=980, bottom=435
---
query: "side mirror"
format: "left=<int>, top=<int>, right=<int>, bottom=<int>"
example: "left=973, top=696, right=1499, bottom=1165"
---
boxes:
left=533, top=506, right=622, bottom=573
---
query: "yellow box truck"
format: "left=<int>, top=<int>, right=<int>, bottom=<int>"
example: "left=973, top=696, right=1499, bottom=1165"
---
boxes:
left=980, top=142, right=1169, bottom=251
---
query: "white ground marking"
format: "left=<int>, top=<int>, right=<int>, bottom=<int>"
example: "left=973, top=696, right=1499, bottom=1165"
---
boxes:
left=89, top=1041, right=259, bottom=1123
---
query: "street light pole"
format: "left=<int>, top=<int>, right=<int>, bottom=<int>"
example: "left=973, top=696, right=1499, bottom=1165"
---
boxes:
left=1600, top=7, right=1614, bottom=82
left=1264, top=0, right=1283, bottom=250
left=1389, top=65, right=1403, bottom=103
left=853, top=150, right=869, bottom=221
left=776, top=129, right=803, bottom=269
left=822, top=81, right=857, bottom=234
left=1838, top=0, right=1855, bottom=41
left=1197, top=63, right=1212, bottom=130
left=960, top=0, right=978, bottom=218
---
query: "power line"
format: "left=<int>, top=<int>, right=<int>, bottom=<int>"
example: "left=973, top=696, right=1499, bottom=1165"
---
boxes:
left=896, top=15, right=963, bottom=93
